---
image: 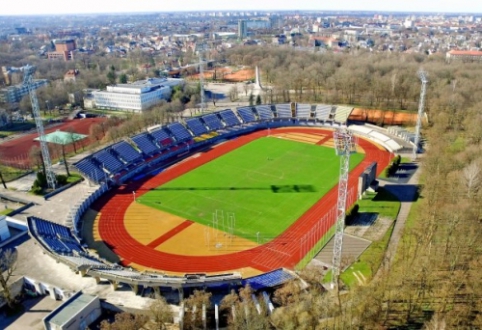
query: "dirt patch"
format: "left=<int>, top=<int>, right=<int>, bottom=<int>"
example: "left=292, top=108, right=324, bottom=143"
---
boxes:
left=345, top=215, right=394, bottom=241
left=189, top=68, right=255, bottom=83
left=0, top=118, right=107, bottom=168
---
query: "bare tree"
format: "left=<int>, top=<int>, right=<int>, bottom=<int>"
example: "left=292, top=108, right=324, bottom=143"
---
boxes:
left=462, top=161, right=481, bottom=197
left=0, top=248, right=18, bottom=309
left=148, top=296, right=173, bottom=330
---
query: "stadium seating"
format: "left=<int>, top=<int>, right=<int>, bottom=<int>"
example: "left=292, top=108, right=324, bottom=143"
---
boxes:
left=149, top=127, right=174, bottom=148
left=167, top=122, right=192, bottom=142
left=276, top=104, right=292, bottom=118
left=254, top=105, right=274, bottom=120
left=202, top=113, right=224, bottom=131
left=111, top=141, right=142, bottom=164
left=93, top=150, right=124, bottom=173
left=218, top=109, right=241, bottom=127
left=74, top=158, right=106, bottom=183
left=242, top=268, right=294, bottom=290
left=334, top=106, right=353, bottom=123
left=314, top=104, right=332, bottom=121
left=132, top=133, right=159, bottom=155
left=237, top=106, right=257, bottom=123
left=28, top=216, right=85, bottom=255
left=294, top=104, right=310, bottom=118
left=185, top=118, right=208, bottom=136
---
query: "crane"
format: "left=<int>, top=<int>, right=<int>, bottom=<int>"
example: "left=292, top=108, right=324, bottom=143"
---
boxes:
left=22, top=65, right=56, bottom=189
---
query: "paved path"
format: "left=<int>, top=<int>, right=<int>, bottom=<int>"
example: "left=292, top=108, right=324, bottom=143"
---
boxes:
left=376, top=156, right=422, bottom=277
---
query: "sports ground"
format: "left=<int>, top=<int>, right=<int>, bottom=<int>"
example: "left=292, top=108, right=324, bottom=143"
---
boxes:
left=92, top=127, right=391, bottom=277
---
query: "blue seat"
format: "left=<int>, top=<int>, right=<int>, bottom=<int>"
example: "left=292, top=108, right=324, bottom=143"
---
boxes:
left=254, top=105, right=274, bottom=120
left=276, top=104, right=293, bottom=118
left=219, top=110, right=241, bottom=127
left=185, top=118, right=208, bottom=136
left=242, top=269, right=294, bottom=290
left=167, top=122, right=192, bottom=142
left=74, top=158, right=106, bottom=183
left=111, top=141, right=142, bottom=163
left=132, top=133, right=160, bottom=155
left=93, top=150, right=124, bottom=173
left=237, top=107, right=256, bottom=123
left=149, top=128, right=174, bottom=147
left=201, top=114, right=224, bottom=131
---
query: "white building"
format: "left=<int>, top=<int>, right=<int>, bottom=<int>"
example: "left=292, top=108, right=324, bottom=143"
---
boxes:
left=92, top=77, right=184, bottom=112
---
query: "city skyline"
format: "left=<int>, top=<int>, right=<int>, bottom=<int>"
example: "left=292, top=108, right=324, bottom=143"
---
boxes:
left=2, top=0, right=482, bottom=16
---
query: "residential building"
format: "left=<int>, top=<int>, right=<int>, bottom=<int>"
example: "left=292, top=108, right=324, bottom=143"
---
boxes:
left=92, top=77, right=184, bottom=112
left=64, top=69, right=80, bottom=83
left=238, top=20, right=247, bottom=39
left=47, top=39, right=76, bottom=61
left=446, top=50, right=482, bottom=62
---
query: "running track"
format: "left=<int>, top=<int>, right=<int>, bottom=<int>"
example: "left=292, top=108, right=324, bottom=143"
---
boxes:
left=94, top=128, right=391, bottom=274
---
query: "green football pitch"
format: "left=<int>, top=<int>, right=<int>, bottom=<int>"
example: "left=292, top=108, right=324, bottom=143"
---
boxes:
left=137, top=137, right=364, bottom=241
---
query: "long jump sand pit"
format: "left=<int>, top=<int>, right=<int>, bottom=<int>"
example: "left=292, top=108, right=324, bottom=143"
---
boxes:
left=156, top=222, right=259, bottom=256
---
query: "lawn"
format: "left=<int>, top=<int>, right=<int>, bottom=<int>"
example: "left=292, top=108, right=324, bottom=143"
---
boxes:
left=138, top=137, right=365, bottom=241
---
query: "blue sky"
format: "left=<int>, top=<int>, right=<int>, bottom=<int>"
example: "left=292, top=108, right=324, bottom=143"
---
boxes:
left=3, top=0, right=482, bottom=16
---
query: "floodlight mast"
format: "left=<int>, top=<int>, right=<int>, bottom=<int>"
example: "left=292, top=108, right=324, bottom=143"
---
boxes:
left=412, top=70, right=428, bottom=161
left=331, top=128, right=356, bottom=290
left=199, top=53, right=205, bottom=115
left=23, top=65, right=56, bottom=189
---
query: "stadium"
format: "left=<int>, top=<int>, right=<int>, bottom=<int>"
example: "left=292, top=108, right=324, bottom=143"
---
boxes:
left=26, top=103, right=400, bottom=298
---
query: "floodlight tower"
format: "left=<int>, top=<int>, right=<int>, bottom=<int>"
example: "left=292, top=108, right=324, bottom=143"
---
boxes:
left=331, top=128, right=356, bottom=290
left=199, top=53, right=206, bottom=115
left=412, top=70, right=428, bottom=161
left=23, top=65, right=56, bottom=189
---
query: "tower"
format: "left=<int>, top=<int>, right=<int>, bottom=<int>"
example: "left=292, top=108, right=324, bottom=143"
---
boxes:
left=23, top=65, right=56, bottom=189
left=412, top=70, right=428, bottom=161
left=238, top=20, right=247, bottom=39
left=331, top=128, right=356, bottom=289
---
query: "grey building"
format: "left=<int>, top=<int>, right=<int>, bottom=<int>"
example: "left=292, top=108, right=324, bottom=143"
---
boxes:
left=43, top=292, right=101, bottom=330
left=0, top=79, right=49, bottom=105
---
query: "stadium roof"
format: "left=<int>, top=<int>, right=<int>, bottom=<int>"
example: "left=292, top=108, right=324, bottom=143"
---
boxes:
left=34, top=130, right=87, bottom=145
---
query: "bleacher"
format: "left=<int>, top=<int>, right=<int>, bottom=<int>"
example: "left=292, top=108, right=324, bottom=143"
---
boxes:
left=131, top=133, right=159, bottom=155
left=111, top=141, right=142, bottom=164
left=237, top=107, right=257, bottom=123
left=28, top=216, right=84, bottom=255
left=254, top=105, right=274, bottom=120
left=218, top=109, right=241, bottom=127
left=185, top=118, right=208, bottom=136
left=334, top=106, right=353, bottom=123
left=74, top=158, right=106, bottom=183
left=202, top=113, right=224, bottom=131
left=276, top=104, right=292, bottom=118
left=242, top=268, right=294, bottom=290
left=93, top=149, right=124, bottom=173
left=295, top=104, right=311, bottom=118
left=149, top=127, right=174, bottom=148
left=167, top=122, right=192, bottom=142
left=315, top=104, right=332, bottom=121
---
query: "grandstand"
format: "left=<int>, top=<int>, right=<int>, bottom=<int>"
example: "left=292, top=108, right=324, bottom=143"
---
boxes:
left=131, top=132, right=159, bottom=156
left=254, top=105, right=274, bottom=120
left=167, top=122, right=192, bottom=142
left=316, top=104, right=332, bottom=121
left=295, top=104, right=311, bottom=119
left=92, top=150, right=124, bottom=173
left=149, top=127, right=174, bottom=148
left=185, top=117, right=209, bottom=136
left=218, top=109, right=241, bottom=127
left=111, top=141, right=142, bottom=164
left=242, top=269, right=295, bottom=290
left=201, top=113, right=224, bottom=131
left=334, top=106, right=354, bottom=122
left=236, top=106, right=257, bottom=123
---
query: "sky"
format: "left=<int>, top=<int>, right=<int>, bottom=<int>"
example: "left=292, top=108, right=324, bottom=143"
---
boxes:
left=3, top=0, right=482, bottom=16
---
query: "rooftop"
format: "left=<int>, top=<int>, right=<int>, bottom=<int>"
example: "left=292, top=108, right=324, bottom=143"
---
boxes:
left=34, top=130, right=87, bottom=145
left=45, top=292, right=97, bottom=326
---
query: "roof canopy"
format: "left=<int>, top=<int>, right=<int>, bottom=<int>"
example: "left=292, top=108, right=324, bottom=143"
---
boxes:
left=34, top=130, right=87, bottom=145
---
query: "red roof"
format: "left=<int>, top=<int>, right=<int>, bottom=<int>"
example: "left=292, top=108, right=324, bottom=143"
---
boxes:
left=448, top=50, right=482, bottom=56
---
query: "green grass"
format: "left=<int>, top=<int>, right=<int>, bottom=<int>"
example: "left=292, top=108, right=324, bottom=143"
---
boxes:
left=340, top=222, right=394, bottom=288
left=0, top=209, right=13, bottom=215
left=357, top=187, right=401, bottom=220
left=138, top=137, right=364, bottom=241
left=0, top=165, right=31, bottom=182
left=66, top=173, right=83, bottom=184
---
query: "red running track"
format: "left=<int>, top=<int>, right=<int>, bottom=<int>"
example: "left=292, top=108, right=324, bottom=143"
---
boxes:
left=95, top=128, right=391, bottom=274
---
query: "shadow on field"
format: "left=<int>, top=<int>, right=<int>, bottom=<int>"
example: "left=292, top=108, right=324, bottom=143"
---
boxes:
left=148, top=184, right=317, bottom=193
